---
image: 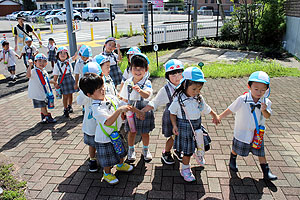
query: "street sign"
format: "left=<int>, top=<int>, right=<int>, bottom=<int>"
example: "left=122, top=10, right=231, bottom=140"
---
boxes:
left=153, top=44, right=158, bottom=52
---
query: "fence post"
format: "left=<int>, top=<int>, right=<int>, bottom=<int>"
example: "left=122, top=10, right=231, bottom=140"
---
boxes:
left=216, top=2, right=220, bottom=39
left=187, top=2, right=191, bottom=41
left=110, top=4, right=114, bottom=37
left=37, top=29, right=42, bottom=47
left=90, top=24, right=94, bottom=41
left=129, top=22, right=133, bottom=36
left=66, top=29, right=69, bottom=44
left=141, top=24, right=147, bottom=45
left=114, top=23, right=118, bottom=37
left=12, top=27, right=14, bottom=37
left=50, top=20, right=54, bottom=33
left=164, top=26, right=167, bottom=42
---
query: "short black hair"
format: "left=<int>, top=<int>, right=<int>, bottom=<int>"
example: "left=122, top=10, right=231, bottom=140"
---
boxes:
left=2, top=41, right=9, bottom=47
left=130, top=55, right=148, bottom=70
left=165, top=69, right=184, bottom=80
left=79, top=73, right=104, bottom=96
left=56, top=51, right=70, bottom=61
left=248, top=81, right=269, bottom=89
left=48, top=38, right=54, bottom=41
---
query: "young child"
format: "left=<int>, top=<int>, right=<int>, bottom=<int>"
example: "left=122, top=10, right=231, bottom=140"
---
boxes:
left=74, top=45, right=93, bottom=91
left=77, top=62, right=103, bottom=172
left=20, top=37, right=38, bottom=69
left=142, top=59, right=184, bottom=165
left=101, top=37, right=122, bottom=86
left=0, top=40, right=20, bottom=81
left=219, top=71, right=277, bottom=180
left=47, top=38, right=57, bottom=69
left=93, top=54, right=117, bottom=96
left=169, top=67, right=219, bottom=182
left=119, top=53, right=154, bottom=162
left=119, top=46, right=142, bottom=92
left=79, top=73, right=134, bottom=185
left=26, top=53, right=56, bottom=124
left=52, top=46, right=79, bottom=117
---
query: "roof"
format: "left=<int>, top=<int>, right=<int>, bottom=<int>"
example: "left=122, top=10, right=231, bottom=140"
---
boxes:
left=0, top=0, right=22, bottom=5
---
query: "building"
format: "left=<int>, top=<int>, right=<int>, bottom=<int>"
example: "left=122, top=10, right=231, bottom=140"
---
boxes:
left=0, top=0, right=21, bottom=16
left=285, top=0, right=300, bottom=59
left=36, top=0, right=94, bottom=10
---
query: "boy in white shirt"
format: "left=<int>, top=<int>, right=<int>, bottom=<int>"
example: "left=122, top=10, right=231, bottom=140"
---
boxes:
left=19, top=37, right=38, bottom=69
left=0, top=40, right=20, bottom=81
left=219, top=71, right=277, bottom=180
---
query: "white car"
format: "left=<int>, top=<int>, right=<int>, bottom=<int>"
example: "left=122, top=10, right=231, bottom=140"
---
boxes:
left=45, top=10, right=82, bottom=24
left=6, top=11, right=23, bottom=20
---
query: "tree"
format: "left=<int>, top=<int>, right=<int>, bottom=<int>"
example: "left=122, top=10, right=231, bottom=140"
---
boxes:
left=23, top=0, right=37, bottom=11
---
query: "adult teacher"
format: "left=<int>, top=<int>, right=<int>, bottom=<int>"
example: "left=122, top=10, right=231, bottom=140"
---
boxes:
left=14, top=14, right=42, bottom=52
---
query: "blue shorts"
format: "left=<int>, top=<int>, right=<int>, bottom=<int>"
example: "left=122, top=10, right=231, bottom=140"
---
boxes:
left=83, top=133, right=96, bottom=148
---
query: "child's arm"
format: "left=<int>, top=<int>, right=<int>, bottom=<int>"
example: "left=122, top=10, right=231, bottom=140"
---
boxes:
left=19, top=53, right=24, bottom=59
left=116, top=43, right=122, bottom=62
left=74, top=74, right=80, bottom=90
left=70, top=45, right=82, bottom=61
left=261, top=103, right=271, bottom=119
left=52, top=75, right=59, bottom=89
left=219, top=108, right=233, bottom=121
left=132, top=85, right=150, bottom=99
left=209, top=110, right=220, bottom=125
left=26, top=59, right=33, bottom=78
left=170, top=114, right=179, bottom=135
left=104, top=105, right=131, bottom=126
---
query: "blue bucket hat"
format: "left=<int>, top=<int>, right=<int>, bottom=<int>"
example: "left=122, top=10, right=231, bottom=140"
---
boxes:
left=57, top=46, right=68, bottom=53
left=82, top=62, right=102, bottom=76
left=35, top=53, right=47, bottom=61
left=130, top=53, right=150, bottom=65
left=164, top=59, right=184, bottom=73
left=93, top=55, right=110, bottom=66
left=248, top=71, right=270, bottom=85
left=178, top=67, right=206, bottom=87
left=127, top=46, right=141, bottom=55
left=79, top=45, right=92, bottom=57
left=25, top=37, right=32, bottom=42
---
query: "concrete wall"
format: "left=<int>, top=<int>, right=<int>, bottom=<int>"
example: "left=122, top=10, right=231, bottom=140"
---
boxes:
left=285, top=16, right=300, bottom=59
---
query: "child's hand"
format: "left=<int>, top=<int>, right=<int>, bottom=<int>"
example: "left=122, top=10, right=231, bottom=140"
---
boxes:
left=261, top=103, right=267, bottom=111
left=121, top=112, right=126, bottom=120
left=136, top=111, right=145, bottom=120
left=172, top=126, right=179, bottom=135
left=54, top=82, right=59, bottom=89
left=74, top=84, right=79, bottom=91
left=132, top=85, right=141, bottom=93
left=141, top=105, right=153, bottom=113
left=119, top=105, right=131, bottom=113
left=28, top=59, right=33, bottom=66
left=212, top=115, right=221, bottom=126
left=116, top=43, right=121, bottom=50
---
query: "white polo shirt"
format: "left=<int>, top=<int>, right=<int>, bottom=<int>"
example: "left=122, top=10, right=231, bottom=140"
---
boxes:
left=53, top=59, right=73, bottom=76
left=21, top=45, right=37, bottom=55
left=228, top=92, right=272, bottom=144
left=103, top=75, right=117, bottom=96
left=0, top=48, right=17, bottom=67
left=92, top=95, right=123, bottom=143
left=28, top=67, right=49, bottom=101
left=74, top=57, right=93, bottom=77
left=77, top=90, right=97, bottom=136
left=169, top=93, right=212, bottom=120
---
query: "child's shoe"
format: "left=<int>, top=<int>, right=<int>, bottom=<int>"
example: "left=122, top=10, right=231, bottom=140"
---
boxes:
left=46, top=113, right=57, bottom=123
left=116, top=163, right=133, bottom=172
left=67, top=105, right=73, bottom=113
left=103, top=173, right=119, bottom=185
left=260, top=163, right=277, bottom=181
left=127, top=148, right=136, bottom=161
left=161, top=151, right=175, bottom=165
left=174, top=150, right=183, bottom=162
left=63, top=108, right=69, bottom=117
left=41, top=113, right=47, bottom=124
left=180, top=168, right=196, bottom=182
left=88, top=159, right=98, bottom=172
left=229, top=153, right=238, bottom=172
left=142, top=148, right=152, bottom=161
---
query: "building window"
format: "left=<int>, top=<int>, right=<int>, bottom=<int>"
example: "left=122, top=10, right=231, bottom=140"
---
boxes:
left=211, top=0, right=214, bottom=3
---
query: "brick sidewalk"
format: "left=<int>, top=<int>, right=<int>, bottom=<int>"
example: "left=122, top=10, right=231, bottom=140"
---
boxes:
left=0, top=76, right=300, bottom=200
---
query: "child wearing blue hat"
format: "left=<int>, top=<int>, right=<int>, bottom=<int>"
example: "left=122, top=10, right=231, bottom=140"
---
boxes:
left=219, top=71, right=277, bottom=180
left=74, top=45, right=93, bottom=91
left=101, top=37, right=123, bottom=86
left=93, top=54, right=117, bottom=96
left=26, top=53, right=56, bottom=124
left=0, top=40, right=20, bottom=81
left=77, top=62, right=103, bottom=173
left=142, top=59, right=184, bottom=165
left=119, top=53, right=154, bottom=162
left=169, top=67, right=219, bottom=182
left=19, top=37, right=38, bottom=70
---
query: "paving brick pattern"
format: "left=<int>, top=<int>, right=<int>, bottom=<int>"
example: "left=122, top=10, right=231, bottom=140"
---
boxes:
left=0, top=76, right=300, bottom=200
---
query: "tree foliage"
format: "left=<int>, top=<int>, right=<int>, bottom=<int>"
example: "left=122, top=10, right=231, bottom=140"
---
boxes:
left=23, top=0, right=37, bottom=11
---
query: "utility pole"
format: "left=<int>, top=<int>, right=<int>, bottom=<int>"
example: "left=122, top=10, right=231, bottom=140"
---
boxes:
left=65, top=0, right=77, bottom=56
left=143, top=0, right=149, bottom=44
left=192, top=0, right=197, bottom=37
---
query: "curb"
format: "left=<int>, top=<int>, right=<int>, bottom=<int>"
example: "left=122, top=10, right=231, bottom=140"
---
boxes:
left=0, top=27, right=50, bottom=34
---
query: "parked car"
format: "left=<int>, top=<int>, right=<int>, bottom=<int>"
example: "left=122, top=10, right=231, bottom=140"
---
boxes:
left=6, top=11, right=20, bottom=20
left=45, top=10, right=82, bottom=24
left=83, top=7, right=115, bottom=22
left=25, top=10, right=40, bottom=21
left=198, top=6, right=214, bottom=15
left=6, top=11, right=24, bottom=20
left=27, top=11, right=46, bottom=23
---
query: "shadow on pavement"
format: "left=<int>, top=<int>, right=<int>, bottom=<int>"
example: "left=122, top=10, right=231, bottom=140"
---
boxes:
left=0, top=115, right=82, bottom=153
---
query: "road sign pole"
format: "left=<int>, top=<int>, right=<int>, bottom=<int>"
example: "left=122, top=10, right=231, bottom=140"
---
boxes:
left=143, top=0, right=149, bottom=44
left=65, top=0, right=77, bottom=56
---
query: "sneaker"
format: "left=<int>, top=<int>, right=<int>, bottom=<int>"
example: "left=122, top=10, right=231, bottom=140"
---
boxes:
left=180, top=168, right=196, bottom=182
left=161, top=152, right=175, bottom=165
left=46, top=113, right=57, bottom=123
left=41, top=113, right=47, bottom=124
left=88, top=160, right=98, bottom=172
left=67, top=105, right=73, bottom=113
left=116, top=163, right=134, bottom=172
left=142, top=148, right=152, bottom=161
left=103, top=173, right=119, bottom=185
left=174, top=150, right=183, bottom=162
left=63, top=109, right=69, bottom=117
left=127, top=148, right=136, bottom=161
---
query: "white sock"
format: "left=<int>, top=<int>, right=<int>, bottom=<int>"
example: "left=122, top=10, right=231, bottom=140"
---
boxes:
left=181, top=164, right=190, bottom=170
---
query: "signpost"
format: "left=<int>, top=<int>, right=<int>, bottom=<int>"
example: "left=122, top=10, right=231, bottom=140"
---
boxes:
left=154, top=44, right=159, bottom=70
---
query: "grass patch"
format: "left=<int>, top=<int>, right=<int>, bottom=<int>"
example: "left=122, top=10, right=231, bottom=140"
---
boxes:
left=0, top=164, right=27, bottom=200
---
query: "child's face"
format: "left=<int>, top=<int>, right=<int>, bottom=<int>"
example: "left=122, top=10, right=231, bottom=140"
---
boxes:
left=3, top=44, right=9, bottom=50
left=26, top=41, right=32, bottom=46
left=49, top=40, right=54, bottom=45
left=59, top=51, right=68, bottom=61
left=35, top=59, right=47, bottom=69
left=89, top=85, right=105, bottom=100
left=101, top=61, right=110, bottom=76
left=186, top=83, right=203, bottom=97
left=249, top=82, right=268, bottom=100
left=169, top=71, right=183, bottom=86
left=81, top=55, right=89, bottom=61
left=131, top=65, right=147, bottom=81
left=105, top=41, right=116, bottom=53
